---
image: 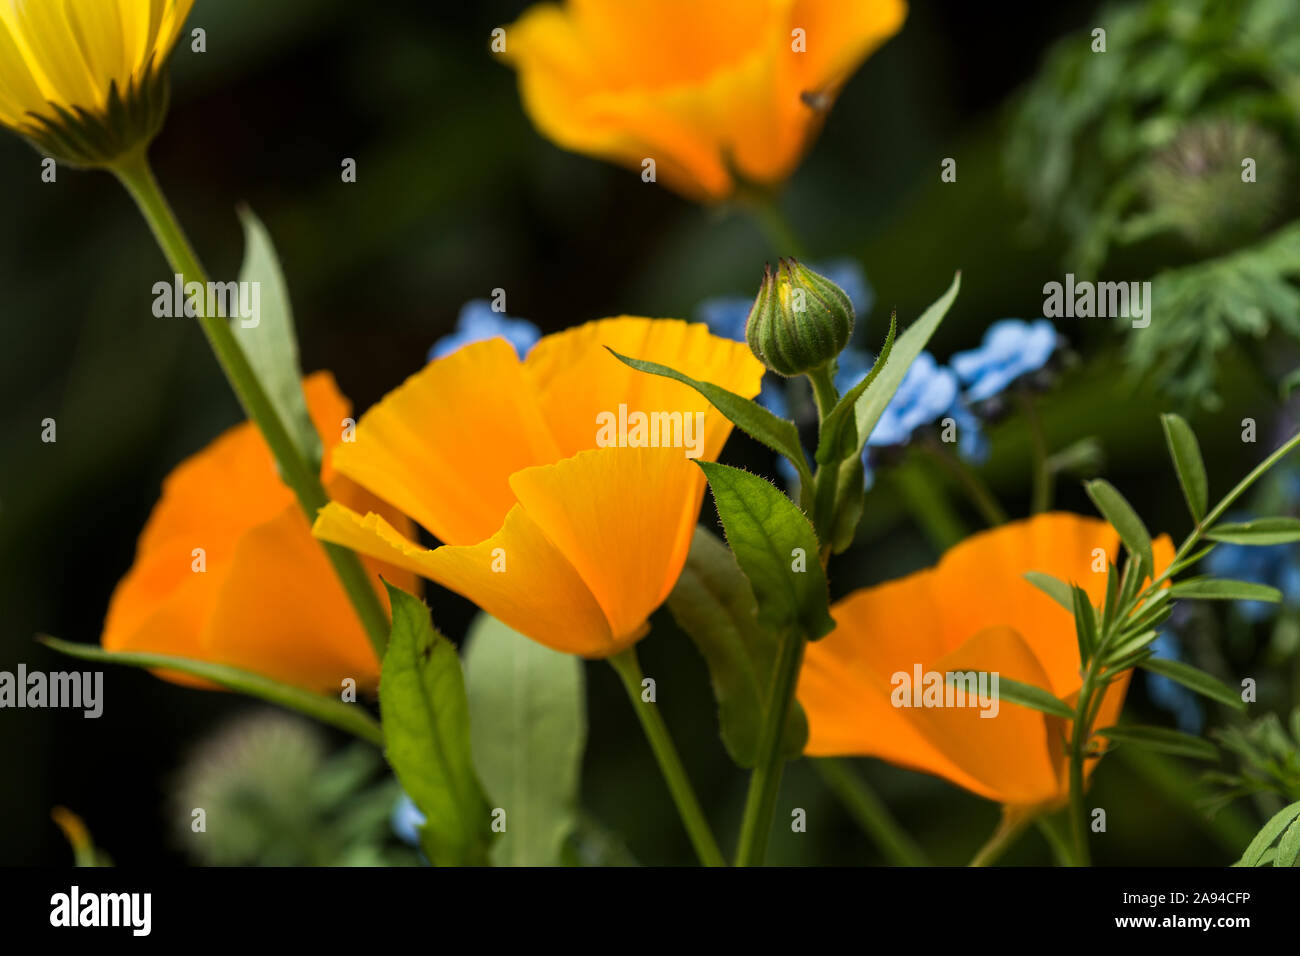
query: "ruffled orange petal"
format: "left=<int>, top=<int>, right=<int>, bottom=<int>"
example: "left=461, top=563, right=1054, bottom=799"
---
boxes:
left=330, top=338, right=561, bottom=546
left=523, top=316, right=763, bottom=461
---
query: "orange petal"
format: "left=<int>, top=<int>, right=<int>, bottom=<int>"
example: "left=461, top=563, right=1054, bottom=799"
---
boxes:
left=314, top=501, right=615, bottom=657
left=331, top=338, right=560, bottom=546
left=524, top=316, right=763, bottom=461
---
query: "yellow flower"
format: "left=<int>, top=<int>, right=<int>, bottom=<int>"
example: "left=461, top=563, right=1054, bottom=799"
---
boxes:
left=797, top=513, right=1175, bottom=809
left=102, top=373, right=418, bottom=692
left=501, top=0, right=907, bottom=201
left=313, top=318, right=763, bottom=657
left=0, top=0, right=194, bottom=164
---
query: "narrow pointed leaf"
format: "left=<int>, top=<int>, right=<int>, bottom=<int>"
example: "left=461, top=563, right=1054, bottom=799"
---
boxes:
left=1095, top=724, right=1219, bottom=761
left=380, top=584, right=492, bottom=866
left=1237, top=801, right=1300, bottom=867
left=1085, top=479, right=1154, bottom=575
left=1206, top=517, right=1300, bottom=545
left=1170, top=579, right=1282, bottom=602
left=666, top=527, right=808, bottom=767
left=607, top=349, right=813, bottom=488
left=955, top=673, right=1074, bottom=719
left=1160, top=413, right=1208, bottom=522
left=1138, top=658, right=1246, bottom=710
left=234, top=207, right=323, bottom=468
left=815, top=310, right=895, bottom=464
left=851, top=273, right=961, bottom=459
left=38, top=635, right=382, bottom=745
left=696, top=462, right=834, bottom=640
left=1024, top=570, right=1074, bottom=613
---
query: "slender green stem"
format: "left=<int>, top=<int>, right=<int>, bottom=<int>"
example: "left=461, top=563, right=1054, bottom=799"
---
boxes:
left=806, top=363, right=839, bottom=420
left=811, top=758, right=928, bottom=865
left=1068, top=656, right=1100, bottom=866
left=744, top=193, right=810, bottom=259
left=734, top=628, right=806, bottom=866
left=968, top=806, right=1035, bottom=867
left=1035, top=813, right=1079, bottom=866
left=1020, top=391, right=1052, bottom=514
left=925, top=440, right=1009, bottom=527
left=110, top=148, right=391, bottom=658
left=608, top=647, right=726, bottom=867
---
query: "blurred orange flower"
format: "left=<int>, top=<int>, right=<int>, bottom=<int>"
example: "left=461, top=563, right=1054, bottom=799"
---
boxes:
left=797, top=513, right=1174, bottom=808
left=501, top=0, right=907, bottom=201
left=313, top=318, right=763, bottom=658
left=101, top=372, right=417, bottom=692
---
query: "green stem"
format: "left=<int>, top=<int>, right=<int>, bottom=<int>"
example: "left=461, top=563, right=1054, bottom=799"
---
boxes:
left=745, top=193, right=809, bottom=259
left=811, top=758, right=928, bottom=865
left=925, top=440, right=1009, bottom=527
left=1068, top=659, right=1099, bottom=867
left=608, top=647, right=726, bottom=867
left=110, top=148, right=391, bottom=659
left=968, top=806, right=1034, bottom=867
left=1035, top=813, right=1079, bottom=866
left=1021, top=391, right=1052, bottom=514
left=734, top=628, right=806, bottom=866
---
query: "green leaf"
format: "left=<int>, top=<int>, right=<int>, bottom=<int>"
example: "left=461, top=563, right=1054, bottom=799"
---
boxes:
left=1275, top=815, right=1300, bottom=867
left=972, top=675, right=1075, bottom=720
left=1206, top=517, right=1300, bottom=545
left=1104, top=629, right=1159, bottom=666
left=606, top=348, right=813, bottom=489
left=1095, top=724, right=1219, bottom=761
left=666, top=527, right=809, bottom=767
left=815, top=310, right=896, bottom=464
left=463, top=613, right=585, bottom=866
left=1138, top=658, right=1246, bottom=711
left=380, top=584, right=492, bottom=866
left=1085, top=479, right=1154, bottom=576
left=696, top=461, right=835, bottom=640
left=850, top=273, right=961, bottom=459
left=1160, top=413, right=1208, bottom=522
left=1024, top=571, right=1074, bottom=613
left=38, top=635, right=381, bottom=745
left=234, top=207, right=323, bottom=469
left=1170, top=579, right=1283, bottom=602
left=1237, top=800, right=1300, bottom=867
left=1071, top=585, right=1098, bottom=660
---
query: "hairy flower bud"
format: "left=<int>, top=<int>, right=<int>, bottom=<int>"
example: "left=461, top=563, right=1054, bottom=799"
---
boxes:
left=744, top=259, right=855, bottom=377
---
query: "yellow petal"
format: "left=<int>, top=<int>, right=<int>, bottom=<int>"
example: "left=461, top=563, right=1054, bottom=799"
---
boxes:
left=523, top=316, right=763, bottom=461
left=331, top=338, right=560, bottom=546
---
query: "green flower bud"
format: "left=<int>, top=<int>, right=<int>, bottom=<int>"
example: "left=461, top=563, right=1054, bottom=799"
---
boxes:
left=744, top=258, right=855, bottom=377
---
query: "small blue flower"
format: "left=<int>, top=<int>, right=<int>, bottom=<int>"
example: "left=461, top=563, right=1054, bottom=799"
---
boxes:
left=429, top=300, right=542, bottom=362
left=390, top=793, right=426, bottom=847
left=1205, top=513, right=1300, bottom=621
left=951, top=319, right=1060, bottom=402
left=1146, top=632, right=1205, bottom=734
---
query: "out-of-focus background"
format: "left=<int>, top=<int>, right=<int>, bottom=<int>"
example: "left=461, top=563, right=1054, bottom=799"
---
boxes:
left=4, top=0, right=1299, bottom=865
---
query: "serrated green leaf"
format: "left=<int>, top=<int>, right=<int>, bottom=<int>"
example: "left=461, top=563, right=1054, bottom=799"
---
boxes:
left=1139, top=657, right=1246, bottom=710
left=1085, top=479, right=1154, bottom=576
left=1024, top=570, right=1074, bottom=613
left=380, top=584, right=492, bottom=866
left=696, top=461, right=834, bottom=640
left=1170, top=579, right=1282, bottom=602
left=1096, top=724, right=1219, bottom=761
left=1238, top=800, right=1300, bottom=867
left=1206, top=517, right=1300, bottom=545
left=607, top=348, right=813, bottom=489
left=234, top=207, right=323, bottom=468
left=851, top=273, right=961, bottom=459
left=38, top=635, right=381, bottom=744
left=1160, top=413, right=1208, bottom=522
left=815, top=310, right=896, bottom=464
left=666, top=527, right=808, bottom=767
left=463, top=613, right=585, bottom=866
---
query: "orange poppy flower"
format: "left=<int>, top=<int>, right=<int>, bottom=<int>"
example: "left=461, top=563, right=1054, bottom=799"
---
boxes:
left=313, top=317, right=763, bottom=658
left=501, top=0, right=908, bottom=201
left=797, top=513, right=1175, bottom=809
left=101, top=372, right=417, bottom=692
